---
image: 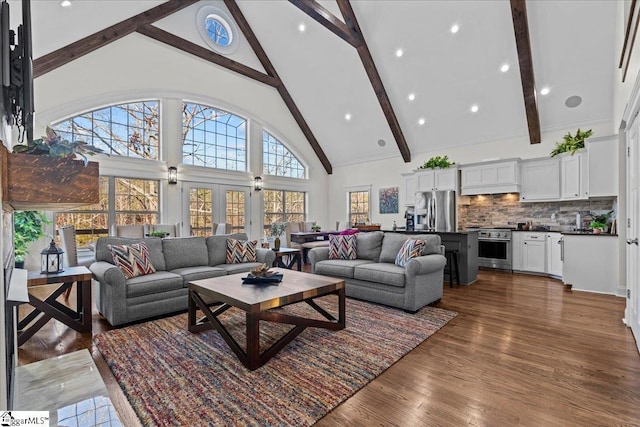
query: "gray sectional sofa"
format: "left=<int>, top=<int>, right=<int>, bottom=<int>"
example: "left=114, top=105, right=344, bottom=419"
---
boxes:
left=308, top=231, right=446, bottom=312
left=90, top=233, right=275, bottom=326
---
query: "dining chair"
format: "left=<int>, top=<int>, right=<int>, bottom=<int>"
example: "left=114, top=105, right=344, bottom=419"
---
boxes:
left=113, top=224, right=145, bottom=238
left=58, top=225, right=96, bottom=299
left=214, top=223, right=232, bottom=235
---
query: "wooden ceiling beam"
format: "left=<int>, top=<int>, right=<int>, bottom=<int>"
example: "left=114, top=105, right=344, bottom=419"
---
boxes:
left=224, top=0, right=333, bottom=174
left=33, top=0, right=199, bottom=78
left=289, top=0, right=361, bottom=48
left=137, top=25, right=278, bottom=87
left=510, top=0, right=541, bottom=145
left=336, top=0, right=411, bottom=162
left=619, top=0, right=637, bottom=69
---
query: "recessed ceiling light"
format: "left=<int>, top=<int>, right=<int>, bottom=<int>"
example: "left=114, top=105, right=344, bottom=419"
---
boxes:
left=500, top=63, right=510, bottom=73
left=450, top=24, right=459, bottom=34
left=298, top=23, right=306, bottom=32
left=470, top=104, right=479, bottom=113
left=60, top=0, right=72, bottom=7
left=540, top=87, right=550, bottom=96
left=395, top=49, right=403, bottom=57
left=377, top=139, right=386, bottom=147
left=345, top=113, right=352, bottom=121
left=418, top=118, right=426, bottom=126
left=408, top=93, right=416, bottom=101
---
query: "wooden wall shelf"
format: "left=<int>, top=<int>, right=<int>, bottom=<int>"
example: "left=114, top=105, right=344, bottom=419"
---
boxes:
left=0, top=144, right=99, bottom=211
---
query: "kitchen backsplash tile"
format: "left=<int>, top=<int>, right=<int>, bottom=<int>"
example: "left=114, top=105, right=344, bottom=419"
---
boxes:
left=458, top=194, right=615, bottom=231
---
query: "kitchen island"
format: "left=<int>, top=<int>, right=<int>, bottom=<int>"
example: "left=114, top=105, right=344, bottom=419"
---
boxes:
left=383, top=230, right=478, bottom=285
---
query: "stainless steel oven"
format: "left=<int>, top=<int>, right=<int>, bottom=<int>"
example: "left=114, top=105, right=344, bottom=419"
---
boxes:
left=477, top=229, right=512, bottom=271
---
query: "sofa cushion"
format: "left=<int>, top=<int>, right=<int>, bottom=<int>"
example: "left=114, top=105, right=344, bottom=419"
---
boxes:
left=169, top=266, right=226, bottom=286
left=96, top=237, right=166, bottom=271
left=314, top=259, right=375, bottom=279
left=226, top=238, right=258, bottom=263
left=355, top=231, right=384, bottom=261
left=126, top=271, right=184, bottom=298
left=216, top=262, right=264, bottom=275
left=107, top=242, right=156, bottom=279
left=328, top=234, right=357, bottom=260
left=162, top=237, right=209, bottom=271
left=206, top=233, right=248, bottom=266
left=354, top=263, right=406, bottom=288
left=395, top=239, right=426, bottom=267
left=379, top=233, right=412, bottom=263
left=410, top=234, right=442, bottom=255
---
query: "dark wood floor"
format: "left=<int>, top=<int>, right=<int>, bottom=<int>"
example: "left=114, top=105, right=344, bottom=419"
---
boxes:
left=18, top=269, right=640, bottom=426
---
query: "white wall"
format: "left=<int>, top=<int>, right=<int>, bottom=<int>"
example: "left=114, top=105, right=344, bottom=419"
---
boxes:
left=33, top=34, right=330, bottom=238
left=328, top=123, right=614, bottom=229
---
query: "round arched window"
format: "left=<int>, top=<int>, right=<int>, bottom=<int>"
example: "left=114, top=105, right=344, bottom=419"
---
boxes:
left=197, top=6, right=239, bottom=54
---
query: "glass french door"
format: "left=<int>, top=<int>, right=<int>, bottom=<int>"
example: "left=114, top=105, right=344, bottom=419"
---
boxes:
left=182, top=183, right=249, bottom=236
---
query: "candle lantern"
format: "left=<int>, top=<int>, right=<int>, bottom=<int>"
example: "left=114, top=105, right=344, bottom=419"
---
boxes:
left=40, top=238, right=64, bottom=274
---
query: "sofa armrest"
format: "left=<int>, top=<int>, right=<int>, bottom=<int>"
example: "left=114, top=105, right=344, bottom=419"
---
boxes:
left=90, top=261, right=126, bottom=287
left=438, top=245, right=445, bottom=256
left=405, top=254, right=447, bottom=277
left=256, top=248, right=276, bottom=266
left=308, top=247, right=330, bottom=273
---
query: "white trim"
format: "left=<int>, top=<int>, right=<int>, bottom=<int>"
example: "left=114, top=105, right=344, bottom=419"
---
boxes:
left=196, top=4, right=240, bottom=55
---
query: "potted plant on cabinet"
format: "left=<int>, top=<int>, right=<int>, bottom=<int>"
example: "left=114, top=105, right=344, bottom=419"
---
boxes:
left=418, top=155, right=455, bottom=169
left=550, top=128, right=593, bottom=157
left=14, top=211, right=50, bottom=268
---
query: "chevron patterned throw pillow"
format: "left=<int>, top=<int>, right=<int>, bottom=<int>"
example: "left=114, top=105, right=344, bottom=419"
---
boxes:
left=395, top=239, right=426, bottom=267
left=107, top=242, right=156, bottom=279
left=226, top=238, right=258, bottom=264
left=328, top=234, right=357, bottom=260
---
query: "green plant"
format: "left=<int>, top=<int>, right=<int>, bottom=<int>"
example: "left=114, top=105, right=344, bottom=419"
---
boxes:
left=419, top=155, right=455, bottom=169
left=311, top=222, right=321, bottom=231
left=270, top=222, right=286, bottom=237
left=13, top=126, right=105, bottom=166
left=550, top=128, right=593, bottom=157
left=14, top=211, right=50, bottom=262
left=589, top=220, right=606, bottom=230
left=149, top=230, right=168, bottom=237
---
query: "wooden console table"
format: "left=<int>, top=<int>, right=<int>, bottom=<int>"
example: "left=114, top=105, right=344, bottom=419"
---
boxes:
left=355, top=225, right=381, bottom=231
left=18, top=266, right=92, bottom=346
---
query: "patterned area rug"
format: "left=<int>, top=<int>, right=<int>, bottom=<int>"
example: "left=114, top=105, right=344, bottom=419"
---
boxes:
left=94, top=296, right=457, bottom=426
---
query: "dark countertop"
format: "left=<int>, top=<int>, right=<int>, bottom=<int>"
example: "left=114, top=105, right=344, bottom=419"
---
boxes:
left=382, top=229, right=476, bottom=235
left=562, top=232, right=618, bottom=237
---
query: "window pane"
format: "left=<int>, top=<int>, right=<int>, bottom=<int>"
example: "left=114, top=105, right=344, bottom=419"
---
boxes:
left=262, top=131, right=305, bottom=178
left=225, top=190, right=245, bottom=234
left=182, top=103, right=247, bottom=171
left=190, top=188, right=213, bottom=237
left=349, top=191, right=369, bottom=226
left=114, top=178, right=159, bottom=225
left=52, top=101, right=159, bottom=159
left=263, top=190, right=305, bottom=234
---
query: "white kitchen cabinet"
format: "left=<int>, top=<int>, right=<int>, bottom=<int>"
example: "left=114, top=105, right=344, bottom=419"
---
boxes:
left=402, top=172, right=417, bottom=206
left=511, top=232, right=523, bottom=271
left=546, top=232, right=563, bottom=278
left=460, top=159, right=520, bottom=195
left=560, top=151, right=588, bottom=200
left=521, top=232, right=546, bottom=273
left=587, top=135, right=618, bottom=197
left=520, top=158, right=560, bottom=202
left=415, top=168, right=458, bottom=192
left=563, top=235, right=619, bottom=294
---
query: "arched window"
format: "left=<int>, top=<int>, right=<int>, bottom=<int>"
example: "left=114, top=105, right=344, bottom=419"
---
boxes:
left=262, top=131, right=305, bottom=178
left=52, top=101, right=160, bottom=160
left=182, top=102, right=247, bottom=171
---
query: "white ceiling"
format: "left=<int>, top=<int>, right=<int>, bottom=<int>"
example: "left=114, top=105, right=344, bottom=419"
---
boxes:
left=17, top=0, right=620, bottom=169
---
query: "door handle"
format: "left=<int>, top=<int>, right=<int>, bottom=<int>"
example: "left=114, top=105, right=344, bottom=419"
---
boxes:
left=626, top=238, right=639, bottom=245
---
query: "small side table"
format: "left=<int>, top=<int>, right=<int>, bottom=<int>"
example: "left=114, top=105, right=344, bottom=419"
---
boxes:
left=272, top=247, right=302, bottom=271
left=18, top=266, right=92, bottom=346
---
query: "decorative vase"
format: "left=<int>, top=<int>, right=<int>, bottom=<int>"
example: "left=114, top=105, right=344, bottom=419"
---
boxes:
left=274, top=237, right=281, bottom=251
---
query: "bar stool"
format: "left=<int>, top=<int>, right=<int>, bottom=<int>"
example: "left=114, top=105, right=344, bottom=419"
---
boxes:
left=444, top=249, right=460, bottom=288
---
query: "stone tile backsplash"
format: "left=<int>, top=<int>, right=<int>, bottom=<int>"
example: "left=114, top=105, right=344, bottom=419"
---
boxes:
left=458, top=194, right=616, bottom=231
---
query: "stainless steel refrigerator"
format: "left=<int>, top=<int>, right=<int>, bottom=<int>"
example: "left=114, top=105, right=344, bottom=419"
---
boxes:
left=413, top=190, right=456, bottom=232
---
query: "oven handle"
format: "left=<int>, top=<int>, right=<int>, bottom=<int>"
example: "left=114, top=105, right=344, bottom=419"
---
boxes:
left=478, top=239, right=511, bottom=242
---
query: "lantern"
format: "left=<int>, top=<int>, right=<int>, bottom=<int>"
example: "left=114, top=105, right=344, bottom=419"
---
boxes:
left=41, top=238, right=64, bottom=274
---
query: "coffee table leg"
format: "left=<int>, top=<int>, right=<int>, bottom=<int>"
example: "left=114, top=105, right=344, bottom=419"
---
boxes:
left=338, top=287, right=346, bottom=329
left=246, top=312, right=260, bottom=370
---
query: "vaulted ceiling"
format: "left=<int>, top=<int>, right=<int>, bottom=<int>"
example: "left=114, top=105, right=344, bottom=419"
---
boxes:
left=13, top=0, right=619, bottom=173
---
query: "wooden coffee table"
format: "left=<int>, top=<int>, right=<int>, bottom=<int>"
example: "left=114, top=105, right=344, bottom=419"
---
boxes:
left=188, top=268, right=345, bottom=370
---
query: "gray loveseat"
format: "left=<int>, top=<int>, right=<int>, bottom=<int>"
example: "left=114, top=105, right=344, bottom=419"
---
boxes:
left=90, top=233, right=275, bottom=326
left=308, top=231, right=446, bottom=312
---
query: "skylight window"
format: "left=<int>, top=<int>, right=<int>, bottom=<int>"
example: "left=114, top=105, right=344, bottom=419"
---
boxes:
left=205, top=15, right=232, bottom=47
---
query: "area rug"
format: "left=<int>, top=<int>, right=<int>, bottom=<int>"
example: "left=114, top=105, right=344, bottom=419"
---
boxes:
left=94, top=296, right=457, bottom=426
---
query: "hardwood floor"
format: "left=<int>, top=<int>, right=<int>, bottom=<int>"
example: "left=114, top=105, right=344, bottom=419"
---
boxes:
left=18, top=270, right=640, bottom=426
